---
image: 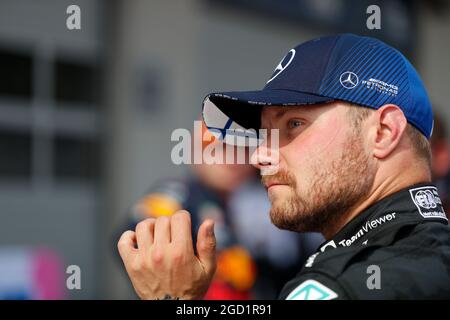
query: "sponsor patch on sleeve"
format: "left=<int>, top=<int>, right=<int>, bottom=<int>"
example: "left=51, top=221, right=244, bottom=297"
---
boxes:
left=286, top=279, right=338, bottom=300
left=409, top=186, right=448, bottom=220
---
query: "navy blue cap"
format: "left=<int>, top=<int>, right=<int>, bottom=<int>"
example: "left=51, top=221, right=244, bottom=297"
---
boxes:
left=202, top=33, right=433, bottom=143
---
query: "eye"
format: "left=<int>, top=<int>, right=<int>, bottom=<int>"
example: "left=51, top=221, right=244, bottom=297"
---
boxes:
left=287, top=119, right=303, bottom=130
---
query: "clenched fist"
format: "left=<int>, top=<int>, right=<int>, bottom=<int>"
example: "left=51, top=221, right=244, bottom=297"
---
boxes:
left=118, top=210, right=217, bottom=300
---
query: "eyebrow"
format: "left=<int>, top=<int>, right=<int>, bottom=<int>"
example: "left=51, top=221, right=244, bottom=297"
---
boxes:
left=261, top=106, right=312, bottom=129
left=261, top=108, right=290, bottom=129
left=275, top=109, right=289, bottom=119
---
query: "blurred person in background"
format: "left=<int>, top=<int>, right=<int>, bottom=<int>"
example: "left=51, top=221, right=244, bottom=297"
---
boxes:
left=116, top=120, right=323, bottom=299
left=430, top=112, right=450, bottom=216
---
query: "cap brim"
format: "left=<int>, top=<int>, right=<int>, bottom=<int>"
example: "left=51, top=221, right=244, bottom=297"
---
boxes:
left=202, top=89, right=333, bottom=146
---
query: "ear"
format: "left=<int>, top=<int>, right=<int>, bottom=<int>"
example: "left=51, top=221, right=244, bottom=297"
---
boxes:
left=373, top=104, right=407, bottom=159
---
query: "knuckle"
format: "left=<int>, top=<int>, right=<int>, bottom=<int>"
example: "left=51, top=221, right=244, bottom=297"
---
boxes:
left=162, top=215, right=170, bottom=223
left=117, top=231, right=133, bottom=250
left=174, top=210, right=190, bottom=219
left=151, top=247, right=164, bottom=265
left=172, top=210, right=191, bottom=224
left=171, top=247, right=185, bottom=263
left=135, top=222, right=144, bottom=236
left=131, top=263, right=143, bottom=274
left=129, top=258, right=143, bottom=273
left=156, top=216, right=169, bottom=226
left=136, top=218, right=154, bottom=233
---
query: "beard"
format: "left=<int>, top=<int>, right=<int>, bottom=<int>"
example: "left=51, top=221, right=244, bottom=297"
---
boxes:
left=261, top=130, right=375, bottom=234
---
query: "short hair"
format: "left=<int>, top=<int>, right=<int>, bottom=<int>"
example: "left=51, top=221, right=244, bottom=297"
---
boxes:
left=346, top=104, right=431, bottom=167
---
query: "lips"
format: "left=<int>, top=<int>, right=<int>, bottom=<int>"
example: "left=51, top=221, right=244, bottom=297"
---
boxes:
left=265, top=182, right=288, bottom=189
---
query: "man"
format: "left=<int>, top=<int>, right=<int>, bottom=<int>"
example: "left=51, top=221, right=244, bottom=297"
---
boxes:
left=118, top=34, right=450, bottom=299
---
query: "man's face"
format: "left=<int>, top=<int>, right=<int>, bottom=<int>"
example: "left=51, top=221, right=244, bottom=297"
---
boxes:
left=255, top=101, right=376, bottom=233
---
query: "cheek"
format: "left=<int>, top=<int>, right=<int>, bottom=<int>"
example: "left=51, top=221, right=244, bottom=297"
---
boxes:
left=282, top=118, right=346, bottom=170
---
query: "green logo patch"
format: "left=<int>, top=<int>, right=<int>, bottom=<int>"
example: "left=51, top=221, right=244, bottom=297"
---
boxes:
left=286, top=279, right=338, bottom=300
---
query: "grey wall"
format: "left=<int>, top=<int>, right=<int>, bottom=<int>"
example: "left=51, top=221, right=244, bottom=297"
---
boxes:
left=0, top=0, right=104, bottom=299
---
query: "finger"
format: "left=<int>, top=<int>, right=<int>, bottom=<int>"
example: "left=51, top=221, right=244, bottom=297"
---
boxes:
left=196, top=219, right=216, bottom=276
left=118, top=230, right=138, bottom=262
left=154, top=216, right=171, bottom=244
left=170, top=210, right=193, bottom=251
left=135, top=218, right=155, bottom=252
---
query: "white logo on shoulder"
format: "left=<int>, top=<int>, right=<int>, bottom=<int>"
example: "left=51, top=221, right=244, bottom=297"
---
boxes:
left=267, top=49, right=296, bottom=84
left=409, top=186, right=447, bottom=220
left=286, top=279, right=338, bottom=300
left=414, top=190, right=437, bottom=209
left=339, top=71, right=359, bottom=89
left=305, top=252, right=320, bottom=268
left=320, top=240, right=337, bottom=252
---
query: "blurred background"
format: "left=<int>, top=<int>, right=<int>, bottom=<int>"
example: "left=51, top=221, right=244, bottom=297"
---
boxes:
left=0, top=0, right=449, bottom=299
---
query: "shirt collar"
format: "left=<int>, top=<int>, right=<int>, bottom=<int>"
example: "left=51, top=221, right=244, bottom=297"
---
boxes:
left=319, top=183, right=448, bottom=252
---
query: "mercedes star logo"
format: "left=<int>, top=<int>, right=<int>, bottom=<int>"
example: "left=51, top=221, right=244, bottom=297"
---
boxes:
left=267, top=49, right=296, bottom=84
left=339, top=71, right=359, bottom=89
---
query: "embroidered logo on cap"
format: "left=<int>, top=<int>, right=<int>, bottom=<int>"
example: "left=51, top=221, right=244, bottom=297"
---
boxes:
left=339, top=71, right=359, bottom=89
left=267, top=49, right=296, bottom=84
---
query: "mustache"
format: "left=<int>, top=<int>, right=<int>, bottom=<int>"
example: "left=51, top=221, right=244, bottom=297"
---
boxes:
left=261, top=169, right=297, bottom=188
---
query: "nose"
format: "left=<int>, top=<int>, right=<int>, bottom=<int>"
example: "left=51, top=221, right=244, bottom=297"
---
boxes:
left=250, top=137, right=280, bottom=176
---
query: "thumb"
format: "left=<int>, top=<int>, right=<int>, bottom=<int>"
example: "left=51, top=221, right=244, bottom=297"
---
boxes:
left=196, top=219, right=216, bottom=276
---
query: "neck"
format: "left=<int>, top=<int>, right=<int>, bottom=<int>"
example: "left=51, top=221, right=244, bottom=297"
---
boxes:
left=321, top=169, right=431, bottom=240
